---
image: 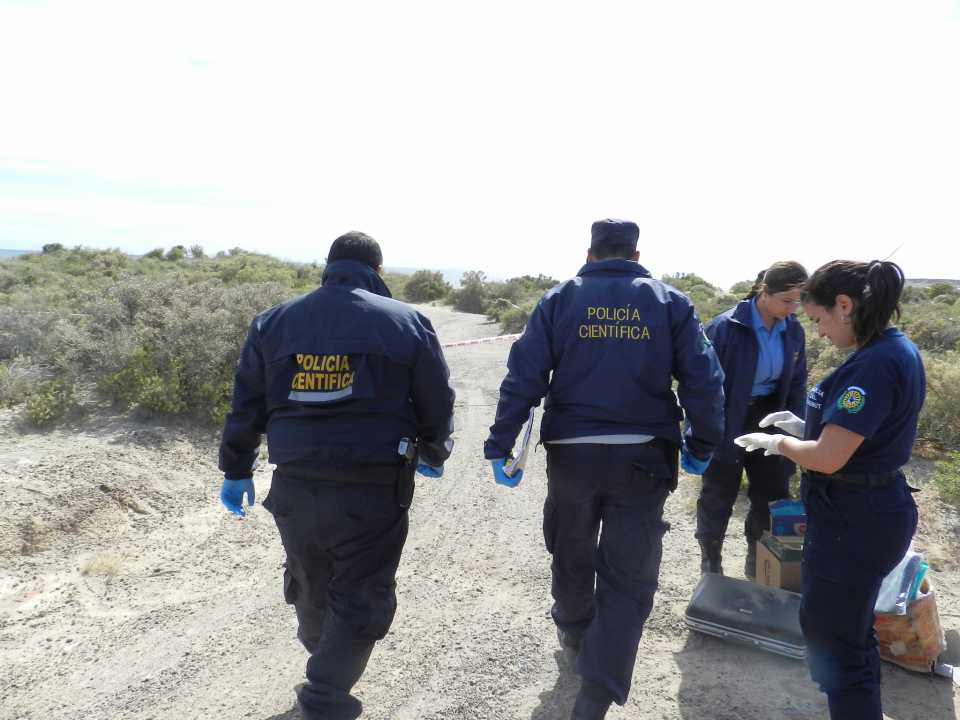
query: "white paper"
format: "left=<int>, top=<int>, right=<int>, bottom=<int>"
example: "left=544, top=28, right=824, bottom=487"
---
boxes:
left=503, top=408, right=536, bottom=477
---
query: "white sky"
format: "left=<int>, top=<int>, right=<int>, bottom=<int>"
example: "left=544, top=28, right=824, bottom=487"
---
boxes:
left=1, top=0, right=958, bottom=289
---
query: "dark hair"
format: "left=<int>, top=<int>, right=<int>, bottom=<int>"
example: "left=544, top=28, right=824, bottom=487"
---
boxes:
left=803, top=260, right=905, bottom=345
left=591, top=243, right=636, bottom=261
left=744, top=261, right=809, bottom=300
left=327, top=231, right=383, bottom=269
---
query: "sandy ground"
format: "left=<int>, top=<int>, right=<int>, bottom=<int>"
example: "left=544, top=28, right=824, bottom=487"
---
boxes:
left=1, top=303, right=959, bottom=720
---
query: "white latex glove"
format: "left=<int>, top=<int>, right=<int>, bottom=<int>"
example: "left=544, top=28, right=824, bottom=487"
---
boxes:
left=734, top=432, right=786, bottom=456
left=758, top=410, right=806, bottom=438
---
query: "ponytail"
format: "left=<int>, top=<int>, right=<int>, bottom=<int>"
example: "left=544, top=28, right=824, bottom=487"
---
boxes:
left=744, top=270, right=767, bottom=300
left=858, top=261, right=904, bottom=342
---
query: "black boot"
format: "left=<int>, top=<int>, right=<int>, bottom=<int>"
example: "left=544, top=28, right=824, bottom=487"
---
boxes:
left=744, top=540, right=757, bottom=580
left=299, top=616, right=372, bottom=720
left=698, top=538, right=723, bottom=575
left=570, top=681, right=612, bottom=720
left=557, top=626, right=583, bottom=669
left=557, top=627, right=582, bottom=652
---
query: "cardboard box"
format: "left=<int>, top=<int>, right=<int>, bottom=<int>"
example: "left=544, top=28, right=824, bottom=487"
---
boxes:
left=756, top=532, right=803, bottom=593
left=769, top=499, right=807, bottom=537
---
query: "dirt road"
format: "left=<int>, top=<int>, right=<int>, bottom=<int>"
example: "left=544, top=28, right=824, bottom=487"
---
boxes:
left=2, top=304, right=958, bottom=719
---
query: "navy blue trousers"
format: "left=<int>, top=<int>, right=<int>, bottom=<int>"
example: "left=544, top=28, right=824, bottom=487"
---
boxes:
left=696, top=397, right=795, bottom=546
left=799, top=473, right=917, bottom=720
left=264, top=471, right=410, bottom=720
left=544, top=442, right=675, bottom=705
left=696, top=451, right=793, bottom=545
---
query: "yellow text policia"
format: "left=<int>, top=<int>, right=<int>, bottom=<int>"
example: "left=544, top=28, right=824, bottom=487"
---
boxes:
left=291, top=354, right=355, bottom=391
left=578, top=306, right=651, bottom=341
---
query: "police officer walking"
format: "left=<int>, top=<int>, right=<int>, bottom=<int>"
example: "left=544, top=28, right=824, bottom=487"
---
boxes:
left=695, top=261, right=808, bottom=578
left=218, top=232, right=455, bottom=720
left=736, top=260, right=922, bottom=720
left=484, top=220, right=725, bottom=719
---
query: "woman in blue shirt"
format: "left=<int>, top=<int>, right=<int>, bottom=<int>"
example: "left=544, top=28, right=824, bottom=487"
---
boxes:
left=736, top=260, right=922, bottom=720
left=693, top=261, right=808, bottom=579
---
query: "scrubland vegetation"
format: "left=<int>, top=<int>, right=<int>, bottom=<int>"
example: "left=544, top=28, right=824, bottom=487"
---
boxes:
left=2, top=245, right=958, bottom=489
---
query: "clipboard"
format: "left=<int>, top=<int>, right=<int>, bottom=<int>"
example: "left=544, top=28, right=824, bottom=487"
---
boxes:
left=503, top=408, right=536, bottom=477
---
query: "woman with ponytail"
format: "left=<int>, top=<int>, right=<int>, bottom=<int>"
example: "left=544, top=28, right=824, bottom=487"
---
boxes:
left=692, top=261, right=808, bottom=579
left=735, top=260, right=923, bottom=720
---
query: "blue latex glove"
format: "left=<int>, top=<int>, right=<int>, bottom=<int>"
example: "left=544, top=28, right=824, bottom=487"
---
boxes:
left=220, top=477, right=255, bottom=517
left=491, top=458, right=523, bottom=488
left=416, top=463, right=443, bottom=478
left=680, top=446, right=711, bottom=476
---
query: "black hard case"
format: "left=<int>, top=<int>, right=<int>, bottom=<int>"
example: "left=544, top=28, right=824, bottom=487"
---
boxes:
left=684, top=573, right=806, bottom=660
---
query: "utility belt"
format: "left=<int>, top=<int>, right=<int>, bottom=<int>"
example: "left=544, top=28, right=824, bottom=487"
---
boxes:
left=804, top=470, right=901, bottom=489
left=277, top=437, right=417, bottom=508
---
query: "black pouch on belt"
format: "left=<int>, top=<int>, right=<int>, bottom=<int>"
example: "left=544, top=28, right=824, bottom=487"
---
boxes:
left=396, top=437, right=417, bottom=509
left=661, top=439, right=680, bottom=493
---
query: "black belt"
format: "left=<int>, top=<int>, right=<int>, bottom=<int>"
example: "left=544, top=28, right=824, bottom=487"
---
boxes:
left=276, top=462, right=408, bottom=486
left=746, top=394, right=776, bottom=407
left=805, top=470, right=899, bottom=488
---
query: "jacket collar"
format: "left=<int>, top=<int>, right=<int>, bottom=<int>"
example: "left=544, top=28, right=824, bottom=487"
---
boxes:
left=576, top=258, right=653, bottom=279
left=730, top=298, right=755, bottom=326
left=321, top=260, right=392, bottom=298
left=749, top=297, right=786, bottom=334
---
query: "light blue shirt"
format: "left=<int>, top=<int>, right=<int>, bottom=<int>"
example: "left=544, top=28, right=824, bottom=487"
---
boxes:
left=750, top=298, right=786, bottom=397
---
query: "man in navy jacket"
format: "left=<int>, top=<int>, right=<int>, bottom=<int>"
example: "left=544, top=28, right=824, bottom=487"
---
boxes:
left=484, top=219, right=725, bottom=719
left=219, top=231, right=455, bottom=720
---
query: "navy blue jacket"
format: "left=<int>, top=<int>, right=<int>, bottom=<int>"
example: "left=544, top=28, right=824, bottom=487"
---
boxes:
left=484, top=259, right=725, bottom=460
left=219, top=260, right=455, bottom=479
left=705, top=299, right=807, bottom=464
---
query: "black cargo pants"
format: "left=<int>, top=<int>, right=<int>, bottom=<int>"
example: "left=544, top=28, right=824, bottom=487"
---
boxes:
left=263, top=467, right=412, bottom=720
left=543, top=441, right=676, bottom=706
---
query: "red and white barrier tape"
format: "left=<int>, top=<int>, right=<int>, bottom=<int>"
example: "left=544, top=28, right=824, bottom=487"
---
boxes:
left=442, top=333, right=521, bottom=348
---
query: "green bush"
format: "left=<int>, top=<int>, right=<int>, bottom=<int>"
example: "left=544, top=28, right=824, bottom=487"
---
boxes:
left=927, top=282, right=958, bottom=301
left=803, top=334, right=847, bottom=387
left=25, top=378, right=76, bottom=426
left=93, top=278, right=289, bottom=423
left=0, top=358, right=42, bottom=406
left=901, top=285, right=924, bottom=304
left=498, top=304, right=532, bottom=333
left=661, top=273, right=733, bottom=322
left=729, top=280, right=755, bottom=296
left=933, top=451, right=960, bottom=506
left=165, top=245, right=187, bottom=262
left=900, top=304, right=960, bottom=352
left=478, top=275, right=558, bottom=330
left=451, top=270, right=488, bottom=313
left=918, top=352, right=960, bottom=451
left=99, top=347, right=187, bottom=415
left=404, top=270, right=450, bottom=303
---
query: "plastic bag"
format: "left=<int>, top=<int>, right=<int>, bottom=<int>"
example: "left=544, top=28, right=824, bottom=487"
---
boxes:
left=874, top=550, right=923, bottom=615
left=875, top=577, right=947, bottom=673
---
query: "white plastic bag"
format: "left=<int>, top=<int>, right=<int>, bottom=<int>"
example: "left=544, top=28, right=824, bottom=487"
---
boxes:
left=875, top=550, right=922, bottom=615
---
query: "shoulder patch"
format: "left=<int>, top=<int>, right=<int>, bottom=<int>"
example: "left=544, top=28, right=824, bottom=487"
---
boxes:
left=837, top=386, right=867, bottom=414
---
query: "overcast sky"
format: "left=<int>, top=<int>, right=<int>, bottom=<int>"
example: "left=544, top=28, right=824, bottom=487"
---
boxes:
left=1, top=0, right=958, bottom=289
